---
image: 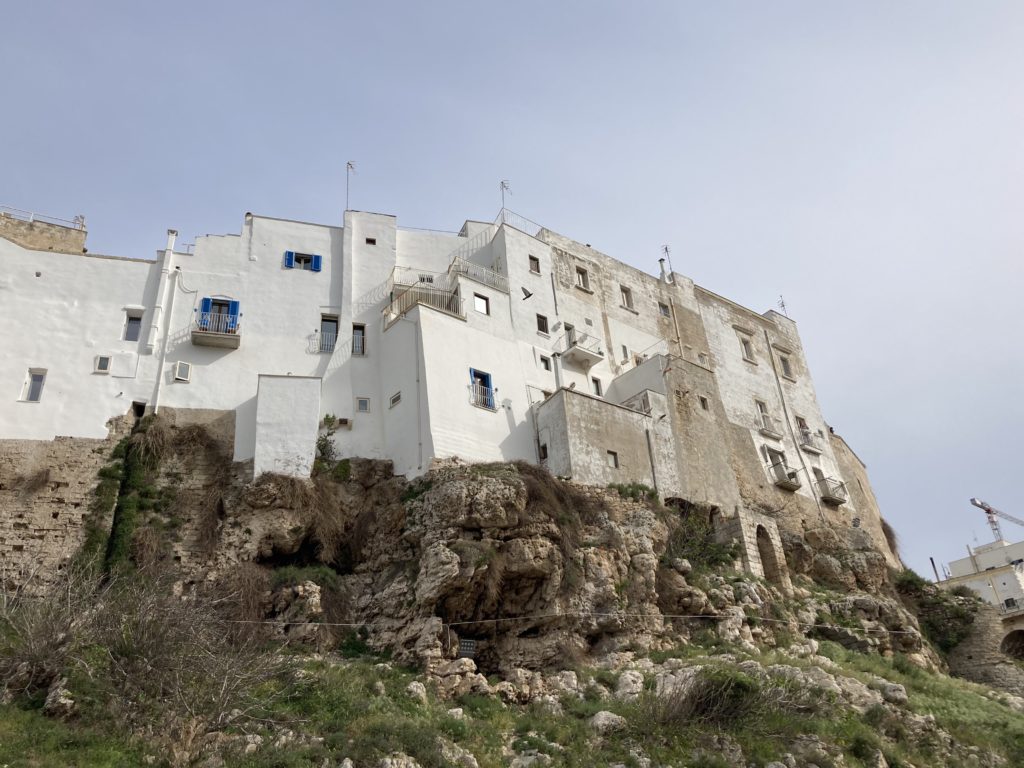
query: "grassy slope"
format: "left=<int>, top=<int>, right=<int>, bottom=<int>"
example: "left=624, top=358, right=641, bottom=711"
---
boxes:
left=5, top=641, right=1024, bottom=768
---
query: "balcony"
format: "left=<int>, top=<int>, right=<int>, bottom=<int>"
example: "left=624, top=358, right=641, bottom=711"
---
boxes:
left=758, top=413, right=783, bottom=440
left=318, top=333, right=337, bottom=354
left=817, top=477, right=848, bottom=506
left=559, top=331, right=605, bottom=368
left=799, top=429, right=824, bottom=454
left=471, top=383, right=496, bottom=411
left=192, top=312, right=241, bottom=349
left=770, top=461, right=802, bottom=491
left=448, top=256, right=509, bottom=293
left=352, top=334, right=366, bottom=356
left=383, top=284, right=464, bottom=327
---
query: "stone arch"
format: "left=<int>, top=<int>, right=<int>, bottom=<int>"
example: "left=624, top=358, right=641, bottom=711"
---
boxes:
left=1001, top=630, right=1024, bottom=659
left=756, top=524, right=784, bottom=588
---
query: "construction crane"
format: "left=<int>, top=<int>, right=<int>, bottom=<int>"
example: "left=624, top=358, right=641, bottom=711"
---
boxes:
left=970, top=497, right=1024, bottom=541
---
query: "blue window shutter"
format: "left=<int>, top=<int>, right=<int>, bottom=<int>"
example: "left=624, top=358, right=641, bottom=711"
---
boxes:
left=311, top=254, right=322, bottom=272
left=199, top=297, right=212, bottom=329
left=227, top=300, right=240, bottom=330
left=284, top=251, right=295, bottom=269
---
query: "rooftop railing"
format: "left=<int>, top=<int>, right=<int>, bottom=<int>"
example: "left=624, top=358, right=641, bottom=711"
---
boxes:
left=449, top=256, right=509, bottom=293
left=0, top=205, right=85, bottom=230
left=384, top=284, right=464, bottom=325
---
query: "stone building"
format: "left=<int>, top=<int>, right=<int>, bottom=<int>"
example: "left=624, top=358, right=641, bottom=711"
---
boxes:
left=0, top=204, right=900, bottom=587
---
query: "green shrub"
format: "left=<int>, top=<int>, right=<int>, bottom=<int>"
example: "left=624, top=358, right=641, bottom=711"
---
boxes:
left=333, top=458, right=351, bottom=482
left=608, top=482, right=658, bottom=504
left=662, top=511, right=739, bottom=572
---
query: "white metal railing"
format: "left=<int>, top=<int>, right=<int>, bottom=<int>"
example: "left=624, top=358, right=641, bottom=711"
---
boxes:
left=0, top=205, right=85, bottom=230
left=352, top=334, right=366, bottom=356
left=495, top=208, right=545, bottom=238
left=449, top=256, right=509, bottom=293
left=471, top=383, right=496, bottom=410
left=817, top=477, right=847, bottom=501
left=319, top=333, right=337, bottom=353
left=195, top=312, right=240, bottom=334
left=558, top=330, right=603, bottom=356
left=384, top=284, right=464, bottom=324
left=799, top=429, right=823, bottom=452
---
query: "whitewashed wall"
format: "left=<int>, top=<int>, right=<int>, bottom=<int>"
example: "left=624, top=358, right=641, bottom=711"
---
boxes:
left=253, top=375, right=321, bottom=477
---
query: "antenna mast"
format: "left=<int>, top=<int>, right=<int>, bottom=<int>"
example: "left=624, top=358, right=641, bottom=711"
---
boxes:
left=346, top=161, right=356, bottom=211
left=500, top=180, right=511, bottom=212
left=661, top=245, right=674, bottom=282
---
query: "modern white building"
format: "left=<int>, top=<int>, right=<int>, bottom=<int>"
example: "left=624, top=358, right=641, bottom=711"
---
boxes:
left=1, top=203, right=886, bottom=565
left=941, top=539, right=1024, bottom=612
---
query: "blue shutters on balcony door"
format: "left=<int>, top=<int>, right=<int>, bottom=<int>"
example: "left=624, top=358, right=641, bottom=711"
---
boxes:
left=199, top=296, right=212, bottom=329
left=226, top=300, right=240, bottom=330
left=284, top=251, right=295, bottom=269
left=311, top=254, right=322, bottom=272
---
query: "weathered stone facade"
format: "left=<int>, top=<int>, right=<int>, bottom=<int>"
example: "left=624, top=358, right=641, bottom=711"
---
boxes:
left=0, top=416, right=131, bottom=593
left=0, top=212, right=86, bottom=255
left=947, top=604, right=1024, bottom=696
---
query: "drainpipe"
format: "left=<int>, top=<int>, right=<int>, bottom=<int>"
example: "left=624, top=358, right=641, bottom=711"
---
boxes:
left=644, top=423, right=659, bottom=497
left=147, top=230, right=176, bottom=355
left=764, top=329, right=826, bottom=525
left=398, top=316, right=425, bottom=471
left=152, top=266, right=178, bottom=414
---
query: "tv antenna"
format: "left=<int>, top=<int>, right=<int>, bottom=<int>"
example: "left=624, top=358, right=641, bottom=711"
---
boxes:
left=346, top=161, right=357, bottom=211
left=500, top=180, right=511, bottom=211
left=778, top=295, right=788, bottom=317
left=661, top=245, right=674, bottom=278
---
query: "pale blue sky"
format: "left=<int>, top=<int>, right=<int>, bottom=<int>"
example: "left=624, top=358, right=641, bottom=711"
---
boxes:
left=4, top=1, right=1023, bottom=577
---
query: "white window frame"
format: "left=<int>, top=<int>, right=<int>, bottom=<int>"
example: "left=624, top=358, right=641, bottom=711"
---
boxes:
left=540, top=355, right=552, bottom=371
left=575, top=266, right=590, bottom=290
left=124, top=311, right=143, bottom=342
left=536, top=314, right=549, bottom=335
left=779, top=354, right=794, bottom=379
left=356, top=397, right=371, bottom=413
left=528, top=255, right=541, bottom=274
left=173, top=361, right=192, bottom=382
left=94, top=355, right=112, bottom=374
left=293, top=253, right=314, bottom=270
left=620, top=285, right=634, bottom=310
left=591, top=377, right=602, bottom=396
left=22, top=369, right=46, bottom=402
left=606, top=450, right=619, bottom=469
left=473, top=293, right=490, bottom=315
left=740, top=336, right=755, bottom=363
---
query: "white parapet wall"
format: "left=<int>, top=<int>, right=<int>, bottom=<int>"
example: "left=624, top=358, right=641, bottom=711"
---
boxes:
left=253, top=374, right=322, bottom=478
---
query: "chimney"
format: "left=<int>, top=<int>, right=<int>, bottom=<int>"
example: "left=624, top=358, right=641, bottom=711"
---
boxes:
left=166, top=229, right=178, bottom=252
left=658, top=257, right=668, bottom=283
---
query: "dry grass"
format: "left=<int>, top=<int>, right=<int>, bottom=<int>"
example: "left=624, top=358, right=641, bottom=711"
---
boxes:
left=14, top=467, right=50, bottom=496
left=214, top=562, right=272, bottom=644
left=482, top=548, right=508, bottom=605
left=252, top=473, right=350, bottom=565
left=129, top=526, right=167, bottom=572
left=881, top=517, right=900, bottom=558
left=129, top=416, right=170, bottom=467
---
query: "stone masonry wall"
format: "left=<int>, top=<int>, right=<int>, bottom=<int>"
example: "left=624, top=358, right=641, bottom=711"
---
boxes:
left=0, top=416, right=132, bottom=594
left=947, top=605, right=1024, bottom=697
left=0, top=213, right=86, bottom=255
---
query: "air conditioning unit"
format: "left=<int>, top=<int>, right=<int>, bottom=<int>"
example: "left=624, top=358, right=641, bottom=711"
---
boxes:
left=338, top=417, right=352, bottom=430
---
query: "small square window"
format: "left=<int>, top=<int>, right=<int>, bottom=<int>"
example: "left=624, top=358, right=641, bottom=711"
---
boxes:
left=606, top=450, right=619, bottom=469
left=474, top=294, right=490, bottom=315
left=356, top=397, right=371, bottom=413
left=540, top=355, right=552, bottom=371
left=365, top=237, right=377, bottom=245
left=699, top=395, right=710, bottom=411
left=698, top=352, right=710, bottom=367
left=591, top=377, right=602, bottom=396
left=658, top=302, right=670, bottom=318
left=536, top=314, right=549, bottom=334
left=389, top=392, right=402, bottom=408
left=94, top=355, right=111, bottom=374
left=575, top=267, right=590, bottom=290
left=23, top=370, right=46, bottom=402
left=539, top=443, right=549, bottom=461
left=124, top=312, right=143, bottom=342
left=173, top=361, right=192, bottom=382
left=294, top=253, right=313, bottom=270
left=780, top=355, right=794, bottom=378
left=620, top=285, right=634, bottom=310
left=528, top=255, right=541, bottom=274
left=621, top=345, right=629, bottom=362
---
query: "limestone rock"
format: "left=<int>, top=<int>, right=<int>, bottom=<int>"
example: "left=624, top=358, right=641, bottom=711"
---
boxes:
left=378, top=753, right=422, bottom=768
left=614, top=670, right=644, bottom=701
left=405, top=681, right=427, bottom=705
left=588, top=710, right=627, bottom=734
left=43, top=677, right=75, bottom=719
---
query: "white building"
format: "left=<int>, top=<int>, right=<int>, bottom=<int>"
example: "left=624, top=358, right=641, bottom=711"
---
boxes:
left=941, top=539, right=1024, bottom=612
left=1, top=203, right=887, bottom=566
